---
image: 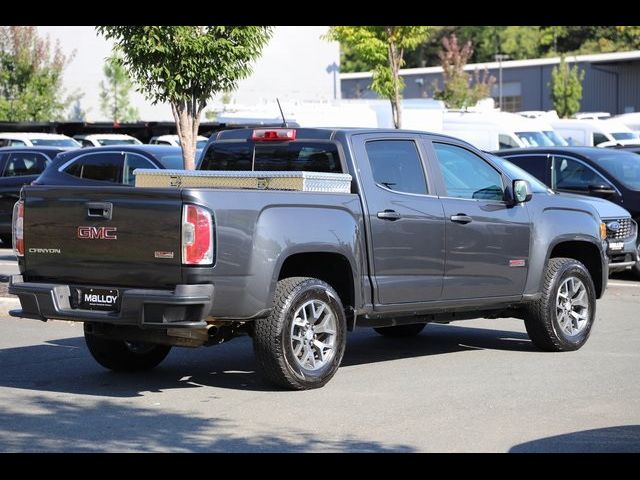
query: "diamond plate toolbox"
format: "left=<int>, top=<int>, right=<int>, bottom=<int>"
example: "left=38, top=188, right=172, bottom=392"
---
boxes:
left=133, top=169, right=353, bottom=193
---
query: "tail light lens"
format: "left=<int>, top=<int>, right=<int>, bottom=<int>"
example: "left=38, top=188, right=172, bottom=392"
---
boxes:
left=182, top=204, right=213, bottom=265
left=13, top=200, right=24, bottom=257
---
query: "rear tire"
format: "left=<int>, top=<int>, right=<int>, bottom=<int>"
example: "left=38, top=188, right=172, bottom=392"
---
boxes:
left=524, top=257, right=596, bottom=352
left=253, top=277, right=346, bottom=390
left=0, top=234, right=11, bottom=246
left=84, top=325, right=171, bottom=372
left=374, top=323, right=427, bottom=337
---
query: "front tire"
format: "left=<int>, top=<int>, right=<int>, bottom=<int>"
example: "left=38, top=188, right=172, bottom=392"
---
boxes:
left=253, top=277, right=347, bottom=390
left=374, top=323, right=427, bottom=337
left=84, top=325, right=171, bottom=372
left=524, top=257, right=596, bottom=352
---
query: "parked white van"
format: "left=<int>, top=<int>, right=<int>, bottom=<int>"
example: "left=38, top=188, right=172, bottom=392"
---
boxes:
left=550, top=118, right=640, bottom=146
left=149, top=134, right=208, bottom=149
left=613, top=112, right=640, bottom=136
left=442, top=111, right=557, bottom=150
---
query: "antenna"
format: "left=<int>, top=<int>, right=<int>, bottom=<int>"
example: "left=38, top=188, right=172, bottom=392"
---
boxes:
left=276, top=98, right=287, bottom=127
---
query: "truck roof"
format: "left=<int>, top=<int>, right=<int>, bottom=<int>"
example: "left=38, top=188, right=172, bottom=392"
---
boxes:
left=214, top=127, right=461, bottom=142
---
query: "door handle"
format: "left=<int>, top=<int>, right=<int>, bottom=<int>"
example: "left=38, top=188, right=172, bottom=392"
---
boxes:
left=377, top=210, right=401, bottom=221
left=86, top=202, right=113, bottom=220
left=450, top=214, right=472, bottom=224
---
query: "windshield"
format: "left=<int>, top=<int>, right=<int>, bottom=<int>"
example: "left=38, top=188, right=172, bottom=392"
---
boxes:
left=487, top=154, right=551, bottom=193
left=97, top=138, right=140, bottom=146
left=31, top=138, right=80, bottom=147
left=157, top=154, right=185, bottom=169
left=611, top=132, right=638, bottom=141
left=515, top=131, right=555, bottom=147
left=543, top=130, right=568, bottom=146
left=589, top=151, right=640, bottom=191
left=196, top=139, right=207, bottom=149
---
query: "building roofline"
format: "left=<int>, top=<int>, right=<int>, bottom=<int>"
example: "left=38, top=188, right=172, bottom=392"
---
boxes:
left=339, top=50, right=640, bottom=80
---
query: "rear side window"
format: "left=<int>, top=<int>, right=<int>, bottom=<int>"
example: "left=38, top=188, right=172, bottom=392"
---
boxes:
left=123, top=153, right=156, bottom=185
left=200, top=142, right=342, bottom=173
left=365, top=140, right=428, bottom=195
left=3, top=152, right=49, bottom=177
left=64, top=152, right=124, bottom=183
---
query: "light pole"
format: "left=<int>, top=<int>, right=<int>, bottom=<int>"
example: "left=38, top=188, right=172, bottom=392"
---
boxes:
left=494, top=54, right=510, bottom=110
left=326, top=62, right=340, bottom=100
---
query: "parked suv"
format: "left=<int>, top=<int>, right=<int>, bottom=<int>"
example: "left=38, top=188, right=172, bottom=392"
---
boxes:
left=0, top=147, right=69, bottom=245
left=495, top=147, right=640, bottom=277
left=34, top=145, right=185, bottom=187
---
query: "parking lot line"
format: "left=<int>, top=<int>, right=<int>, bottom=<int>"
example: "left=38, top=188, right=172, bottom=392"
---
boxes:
left=608, top=281, right=640, bottom=288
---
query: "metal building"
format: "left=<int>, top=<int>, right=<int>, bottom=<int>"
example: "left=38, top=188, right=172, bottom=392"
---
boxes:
left=340, top=50, right=640, bottom=115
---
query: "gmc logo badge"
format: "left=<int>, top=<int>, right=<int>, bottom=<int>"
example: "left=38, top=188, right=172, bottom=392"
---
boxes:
left=77, top=226, right=118, bottom=240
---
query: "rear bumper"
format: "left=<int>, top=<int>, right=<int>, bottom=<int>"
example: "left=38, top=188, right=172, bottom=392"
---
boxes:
left=8, top=275, right=213, bottom=328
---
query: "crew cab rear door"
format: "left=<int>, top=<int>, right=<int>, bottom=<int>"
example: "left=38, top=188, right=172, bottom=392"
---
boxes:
left=351, top=133, right=445, bottom=305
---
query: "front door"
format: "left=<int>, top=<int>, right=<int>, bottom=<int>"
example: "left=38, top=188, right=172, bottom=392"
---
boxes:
left=430, top=141, right=531, bottom=300
left=352, top=134, right=445, bottom=305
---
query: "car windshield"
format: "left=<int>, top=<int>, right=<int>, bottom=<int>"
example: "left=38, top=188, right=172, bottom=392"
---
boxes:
left=515, top=131, right=555, bottom=147
left=97, top=139, right=140, bottom=146
left=156, top=154, right=185, bottom=169
left=30, top=138, right=80, bottom=147
left=589, top=151, right=640, bottom=191
left=487, top=154, right=551, bottom=193
left=543, top=130, right=568, bottom=146
left=611, top=132, right=638, bottom=141
left=196, top=139, right=207, bottom=149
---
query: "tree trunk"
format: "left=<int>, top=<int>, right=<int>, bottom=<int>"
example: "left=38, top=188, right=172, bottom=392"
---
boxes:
left=388, top=38, right=402, bottom=129
left=171, top=96, right=205, bottom=170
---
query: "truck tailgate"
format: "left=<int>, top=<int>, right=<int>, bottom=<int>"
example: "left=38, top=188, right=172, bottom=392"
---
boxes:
left=22, top=186, right=183, bottom=288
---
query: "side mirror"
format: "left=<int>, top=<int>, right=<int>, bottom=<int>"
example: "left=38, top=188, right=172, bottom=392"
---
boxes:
left=588, top=184, right=616, bottom=196
left=513, top=179, right=533, bottom=204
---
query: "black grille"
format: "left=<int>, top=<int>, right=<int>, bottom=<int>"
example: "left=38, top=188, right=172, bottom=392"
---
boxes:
left=605, top=218, right=634, bottom=240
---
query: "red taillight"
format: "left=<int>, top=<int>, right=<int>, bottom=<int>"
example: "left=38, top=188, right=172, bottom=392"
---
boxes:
left=12, top=201, right=24, bottom=257
left=251, top=128, right=296, bottom=141
left=182, top=204, right=213, bottom=265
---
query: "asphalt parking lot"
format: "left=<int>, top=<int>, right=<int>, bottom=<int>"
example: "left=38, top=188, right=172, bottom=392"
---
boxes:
left=0, top=248, right=638, bottom=452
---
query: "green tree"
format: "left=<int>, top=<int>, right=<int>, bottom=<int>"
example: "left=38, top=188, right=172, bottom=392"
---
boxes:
left=97, top=26, right=273, bottom=169
left=0, top=26, right=72, bottom=121
left=433, top=34, right=495, bottom=109
left=550, top=56, right=585, bottom=118
left=99, top=54, right=139, bottom=123
left=325, top=26, right=432, bottom=128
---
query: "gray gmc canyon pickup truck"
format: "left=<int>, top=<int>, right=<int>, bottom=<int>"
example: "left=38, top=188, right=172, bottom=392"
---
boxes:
left=9, top=128, right=609, bottom=390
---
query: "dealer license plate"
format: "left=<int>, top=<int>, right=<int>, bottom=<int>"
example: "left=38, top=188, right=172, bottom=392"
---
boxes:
left=77, top=287, right=120, bottom=311
left=609, top=242, right=624, bottom=251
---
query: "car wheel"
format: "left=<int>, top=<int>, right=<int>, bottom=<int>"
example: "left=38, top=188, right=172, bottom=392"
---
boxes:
left=253, top=277, right=346, bottom=390
left=374, top=323, right=427, bottom=337
left=84, top=324, right=171, bottom=372
left=0, top=234, right=12, bottom=246
left=524, top=257, right=596, bottom=351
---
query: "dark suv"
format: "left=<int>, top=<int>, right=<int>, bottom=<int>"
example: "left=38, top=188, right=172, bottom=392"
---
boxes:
left=495, top=147, right=640, bottom=277
left=0, top=147, right=70, bottom=246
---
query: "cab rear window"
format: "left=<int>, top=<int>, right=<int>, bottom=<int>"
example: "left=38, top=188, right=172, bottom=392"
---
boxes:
left=200, top=142, right=342, bottom=173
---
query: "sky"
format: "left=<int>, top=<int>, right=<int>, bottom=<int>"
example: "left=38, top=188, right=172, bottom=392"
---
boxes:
left=36, top=26, right=340, bottom=122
